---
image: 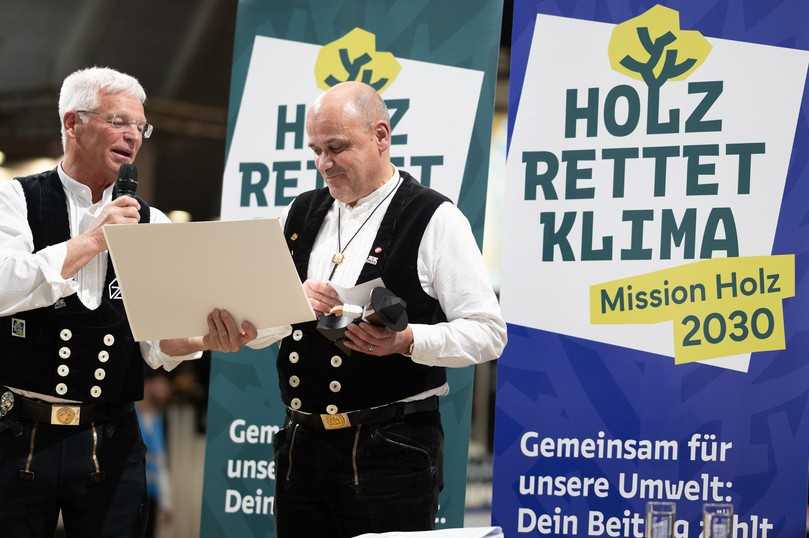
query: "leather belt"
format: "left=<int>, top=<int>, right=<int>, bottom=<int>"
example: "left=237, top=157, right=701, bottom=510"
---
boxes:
left=287, top=396, right=439, bottom=431
left=0, top=388, right=132, bottom=426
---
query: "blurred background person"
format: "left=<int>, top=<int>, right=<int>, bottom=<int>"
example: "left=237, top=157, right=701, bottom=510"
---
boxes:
left=138, top=370, right=174, bottom=538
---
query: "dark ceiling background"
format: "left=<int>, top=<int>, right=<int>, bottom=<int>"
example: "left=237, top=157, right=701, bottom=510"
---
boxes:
left=0, top=0, right=512, bottom=220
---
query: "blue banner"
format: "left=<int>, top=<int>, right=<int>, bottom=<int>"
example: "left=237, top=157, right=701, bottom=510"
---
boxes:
left=494, top=2, right=809, bottom=537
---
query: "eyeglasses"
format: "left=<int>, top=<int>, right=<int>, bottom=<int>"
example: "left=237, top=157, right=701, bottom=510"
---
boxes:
left=76, top=110, right=154, bottom=139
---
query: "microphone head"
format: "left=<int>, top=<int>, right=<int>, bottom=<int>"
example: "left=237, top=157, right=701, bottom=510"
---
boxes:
left=118, top=163, right=138, bottom=181
left=113, top=163, right=139, bottom=199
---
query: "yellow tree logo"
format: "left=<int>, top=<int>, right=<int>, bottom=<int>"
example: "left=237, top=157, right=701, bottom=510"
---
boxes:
left=608, top=4, right=711, bottom=89
left=315, top=28, right=401, bottom=93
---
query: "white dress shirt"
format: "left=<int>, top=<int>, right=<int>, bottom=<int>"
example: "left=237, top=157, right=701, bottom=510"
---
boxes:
left=249, top=169, right=507, bottom=400
left=0, top=165, right=200, bottom=402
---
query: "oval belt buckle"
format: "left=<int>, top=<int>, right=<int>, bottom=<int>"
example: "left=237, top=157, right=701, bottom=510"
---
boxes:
left=0, top=391, right=14, bottom=418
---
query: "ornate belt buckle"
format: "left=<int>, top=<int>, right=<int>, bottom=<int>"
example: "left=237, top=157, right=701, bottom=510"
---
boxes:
left=0, top=391, right=14, bottom=418
left=320, top=412, right=351, bottom=430
left=51, top=405, right=81, bottom=426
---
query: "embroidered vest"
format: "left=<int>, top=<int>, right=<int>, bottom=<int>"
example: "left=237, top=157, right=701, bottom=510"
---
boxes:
left=278, top=171, right=449, bottom=414
left=0, top=170, right=149, bottom=403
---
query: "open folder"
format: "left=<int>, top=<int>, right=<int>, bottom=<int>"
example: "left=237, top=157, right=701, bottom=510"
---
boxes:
left=103, top=218, right=315, bottom=341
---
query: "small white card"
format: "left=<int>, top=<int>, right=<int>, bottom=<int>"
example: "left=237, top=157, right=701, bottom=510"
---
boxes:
left=330, top=277, right=385, bottom=307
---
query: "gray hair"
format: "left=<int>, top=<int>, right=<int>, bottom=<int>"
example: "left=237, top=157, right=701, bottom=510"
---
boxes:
left=354, top=86, right=390, bottom=128
left=58, top=67, right=146, bottom=148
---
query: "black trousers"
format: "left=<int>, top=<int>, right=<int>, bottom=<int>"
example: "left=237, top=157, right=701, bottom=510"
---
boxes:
left=0, top=409, right=147, bottom=538
left=273, top=409, right=443, bottom=538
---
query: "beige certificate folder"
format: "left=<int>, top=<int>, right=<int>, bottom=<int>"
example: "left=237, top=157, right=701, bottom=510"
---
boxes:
left=103, top=218, right=315, bottom=341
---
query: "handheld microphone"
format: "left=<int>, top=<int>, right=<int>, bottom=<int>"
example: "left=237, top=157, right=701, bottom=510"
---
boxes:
left=112, top=164, right=138, bottom=199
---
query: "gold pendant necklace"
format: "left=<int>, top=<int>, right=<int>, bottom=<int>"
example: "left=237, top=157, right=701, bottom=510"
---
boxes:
left=328, top=176, right=402, bottom=281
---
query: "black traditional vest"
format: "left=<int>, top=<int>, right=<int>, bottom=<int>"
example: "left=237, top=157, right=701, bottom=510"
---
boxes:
left=0, top=170, right=148, bottom=403
left=279, top=171, right=449, bottom=415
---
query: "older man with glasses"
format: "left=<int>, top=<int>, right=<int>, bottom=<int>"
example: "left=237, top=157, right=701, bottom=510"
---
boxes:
left=0, top=66, right=256, bottom=538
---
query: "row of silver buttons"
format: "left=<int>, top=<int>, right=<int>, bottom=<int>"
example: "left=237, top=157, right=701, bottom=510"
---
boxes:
left=287, top=376, right=342, bottom=392
left=55, top=383, right=103, bottom=398
left=288, top=398, right=341, bottom=415
left=61, top=348, right=109, bottom=363
left=55, top=330, right=115, bottom=398
left=56, top=365, right=106, bottom=380
left=60, top=330, right=115, bottom=347
left=288, top=352, right=342, bottom=368
left=57, top=364, right=104, bottom=378
left=288, top=331, right=340, bottom=414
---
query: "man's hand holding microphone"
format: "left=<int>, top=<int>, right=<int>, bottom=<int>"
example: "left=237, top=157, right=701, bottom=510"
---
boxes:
left=63, top=164, right=142, bottom=278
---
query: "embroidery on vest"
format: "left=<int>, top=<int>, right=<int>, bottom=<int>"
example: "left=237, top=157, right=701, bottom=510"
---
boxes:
left=11, top=318, right=26, bottom=338
left=108, top=278, right=123, bottom=300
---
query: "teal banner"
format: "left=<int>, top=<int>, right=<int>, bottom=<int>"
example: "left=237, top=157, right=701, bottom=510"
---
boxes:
left=200, top=1, right=503, bottom=536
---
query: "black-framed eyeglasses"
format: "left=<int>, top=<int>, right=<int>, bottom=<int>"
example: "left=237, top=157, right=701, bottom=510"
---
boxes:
left=76, top=110, right=154, bottom=139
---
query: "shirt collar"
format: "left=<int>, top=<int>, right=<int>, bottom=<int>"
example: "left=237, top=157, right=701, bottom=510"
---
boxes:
left=337, top=167, right=400, bottom=212
left=57, top=163, right=114, bottom=206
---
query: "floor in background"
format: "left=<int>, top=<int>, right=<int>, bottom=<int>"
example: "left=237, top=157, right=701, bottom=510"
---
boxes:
left=465, top=441, right=494, bottom=529
left=158, top=404, right=206, bottom=538
left=464, top=509, right=492, bottom=528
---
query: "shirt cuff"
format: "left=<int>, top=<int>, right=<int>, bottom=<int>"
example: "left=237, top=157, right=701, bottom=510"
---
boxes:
left=141, top=341, right=203, bottom=372
left=247, top=325, right=293, bottom=349
left=407, top=323, right=494, bottom=368
left=408, top=323, right=439, bottom=366
left=40, top=242, right=78, bottom=297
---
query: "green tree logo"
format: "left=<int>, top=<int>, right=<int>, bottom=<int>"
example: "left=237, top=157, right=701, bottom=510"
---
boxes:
left=324, top=49, right=388, bottom=90
left=608, top=5, right=712, bottom=133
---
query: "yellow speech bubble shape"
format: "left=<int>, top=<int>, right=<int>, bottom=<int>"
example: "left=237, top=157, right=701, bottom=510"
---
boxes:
left=608, top=4, right=712, bottom=84
left=315, top=27, right=401, bottom=94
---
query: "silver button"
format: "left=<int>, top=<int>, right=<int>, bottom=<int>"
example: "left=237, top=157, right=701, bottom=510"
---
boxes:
left=292, top=329, right=303, bottom=341
left=98, top=350, right=110, bottom=363
left=103, top=334, right=115, bottom=346
left=90, top=386, right=102, bottom=398
left=57, top=364, right=70, bottom=377
left=55, top=383, right=68, bottom=396
left=289, top=375, right=300, bottom=388
left=326, top=404, right=338, bottom=415
left=329, top=381, right=341, bottom=393
left=330, top=355, right=342, bottom=368
left=58, top=347, right=71, bottom=359
left=94, top=368, right=106, bottom=381
left=59, top=329, right=72, bottom=341
left=290, top=398, right=302, bottom=410
left=288, top=351, right=300, bottom=364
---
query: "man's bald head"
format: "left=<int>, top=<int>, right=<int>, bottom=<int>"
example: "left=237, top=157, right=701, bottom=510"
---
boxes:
left=306, top=82, right=394, bottom=205
left=309, top=81, right=390, bottom=131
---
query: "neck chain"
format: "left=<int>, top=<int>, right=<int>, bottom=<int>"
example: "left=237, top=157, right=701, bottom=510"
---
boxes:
left=328, top=176, right=401, bottom=281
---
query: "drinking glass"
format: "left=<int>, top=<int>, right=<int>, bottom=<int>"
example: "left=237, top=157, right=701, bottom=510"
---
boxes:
left=703, top=503, right=733, bottom=538
left=645, top=501, right=676, bottom=538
